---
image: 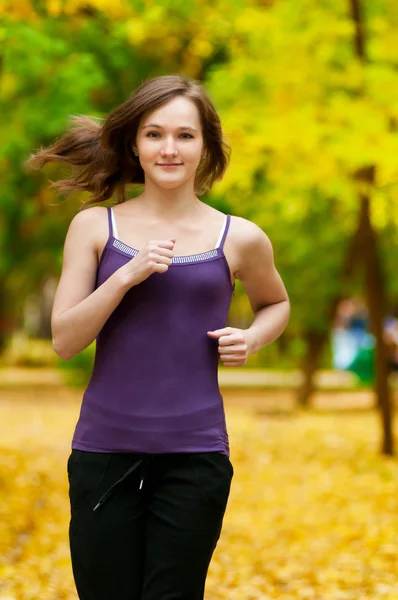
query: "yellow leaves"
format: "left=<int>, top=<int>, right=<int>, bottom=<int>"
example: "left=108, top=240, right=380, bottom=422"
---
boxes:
left=1, top=388, right=398, bottom=598
left=0, top=73, right=19, bottom=102
left=370, top=26, right=398, bottom=63
left=62, top=0, right=129, bottom=19
left=0, top=392, right=77, bottom=599
left=207, top=406, right=398, bottom=599
left=125, top=19, right=147, bottom=46
left=0, top=0, right=131, bottom=19
left=190, top=38, right=213, bottom=59
left=0, top=0, right=37, bottom=20
left=144, top=3, right=165, bottom=24
left=233, top=7, right=270, bottom=37
left=46, top=0, right=62, bottom=17
left=328, top=59, right=365, bottom=91
left=371, top=186, right=398, bottom=229
left=205, top=2, right=398, bottom=221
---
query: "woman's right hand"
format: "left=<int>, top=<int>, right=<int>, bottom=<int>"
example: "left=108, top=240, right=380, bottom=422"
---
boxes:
left=119, top=239, right=176, bottom=289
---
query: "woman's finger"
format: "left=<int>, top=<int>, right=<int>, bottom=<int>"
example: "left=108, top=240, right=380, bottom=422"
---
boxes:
left=218, top=345, right=247, bottom=355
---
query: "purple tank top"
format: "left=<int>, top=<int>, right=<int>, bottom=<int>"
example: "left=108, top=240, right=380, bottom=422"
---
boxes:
left=71, top=207, right=234, bottom=456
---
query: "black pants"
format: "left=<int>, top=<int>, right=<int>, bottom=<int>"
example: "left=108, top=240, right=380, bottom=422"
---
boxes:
left=67, top=449, right=234, bottom=600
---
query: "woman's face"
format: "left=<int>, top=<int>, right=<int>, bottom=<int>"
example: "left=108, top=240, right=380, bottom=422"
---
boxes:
left=135, top=96, right=205, bottom=190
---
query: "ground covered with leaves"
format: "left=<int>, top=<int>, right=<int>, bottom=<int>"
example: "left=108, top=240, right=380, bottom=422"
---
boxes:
left=0, top=388, right=397, bottom=599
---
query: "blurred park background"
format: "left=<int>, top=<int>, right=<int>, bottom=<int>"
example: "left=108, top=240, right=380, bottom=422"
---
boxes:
left=1, top=0, right=398, bottom=598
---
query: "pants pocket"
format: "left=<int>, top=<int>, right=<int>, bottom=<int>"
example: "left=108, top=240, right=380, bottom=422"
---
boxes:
left=68, top=449, right=111, bottom=509
left=189, top=452, right=233, bottom=512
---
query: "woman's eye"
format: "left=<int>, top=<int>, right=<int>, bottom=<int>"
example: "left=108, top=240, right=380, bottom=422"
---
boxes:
left=146, top=132, right=194, bottom=139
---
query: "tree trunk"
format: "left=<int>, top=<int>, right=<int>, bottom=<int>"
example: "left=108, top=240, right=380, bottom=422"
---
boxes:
left=0, top=277, right=15, bottom=356
left=296, top=202, right=362, bottom=408
left=297, top=330, right=327, bottom=407
left=357, top=187, right=394, bottom=455
left=349, top=0, right=394, bottom=455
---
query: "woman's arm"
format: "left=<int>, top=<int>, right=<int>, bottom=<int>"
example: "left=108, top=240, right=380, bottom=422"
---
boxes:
left=51, top=207, right=132, bottom=360
left=207, top=218, right=290, bottom=366
left=52, top=207, right=175, bottom=361
left=237, top=219, right=290, bottom=353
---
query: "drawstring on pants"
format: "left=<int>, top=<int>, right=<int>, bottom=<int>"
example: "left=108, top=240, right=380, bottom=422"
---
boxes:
left=93, top=456, right=153, bottom=512
left=139, top=456, right=152, bottom=489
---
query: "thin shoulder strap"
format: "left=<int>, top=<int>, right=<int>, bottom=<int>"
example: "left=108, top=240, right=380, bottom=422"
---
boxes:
left=215, top=214, right=231, bottom=250
left=108, top=206, right=119, bottom=238
left=106, top=207, right=113, bottom=238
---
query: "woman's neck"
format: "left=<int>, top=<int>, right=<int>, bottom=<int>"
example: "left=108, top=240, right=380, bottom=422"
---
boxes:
left=131, top=179, right=203, bottom=220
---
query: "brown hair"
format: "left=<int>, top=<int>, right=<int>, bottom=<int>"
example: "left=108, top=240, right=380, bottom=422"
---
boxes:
left=26, top=75, right=231, bottom=208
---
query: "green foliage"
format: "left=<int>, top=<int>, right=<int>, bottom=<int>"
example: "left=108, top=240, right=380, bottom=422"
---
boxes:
left=0, top=0, right=237, bottom=348
left=56, top=342, right=96, bottom=388
left=0, top=0, right=397, bottom=366
left=0, top=336, right=57, bottom=368
left=205, top=0, right=398, bottom=335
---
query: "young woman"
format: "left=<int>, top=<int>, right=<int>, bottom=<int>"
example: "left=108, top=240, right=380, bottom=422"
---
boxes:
left=27, top=75, right=290, bottom=600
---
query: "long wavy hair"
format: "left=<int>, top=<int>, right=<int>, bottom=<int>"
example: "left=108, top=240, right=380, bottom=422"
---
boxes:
left=26, top=74, right=231, bottom=208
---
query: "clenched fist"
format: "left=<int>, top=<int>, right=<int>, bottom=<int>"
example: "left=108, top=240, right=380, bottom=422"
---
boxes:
left=207, top=327, right=252, bottom=367
left=119, top=238, right=176, bottom=289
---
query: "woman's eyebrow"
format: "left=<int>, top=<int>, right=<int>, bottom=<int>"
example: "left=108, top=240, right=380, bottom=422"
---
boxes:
left=141, top=124, right=197, bottom=132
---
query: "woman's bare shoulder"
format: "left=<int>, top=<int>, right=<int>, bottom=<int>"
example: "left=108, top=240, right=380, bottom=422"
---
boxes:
left=229, top=215, right=271, bottom=249
left=72, top=204, right=107, bottom=226
left=65, top=205, right=109, bottom=254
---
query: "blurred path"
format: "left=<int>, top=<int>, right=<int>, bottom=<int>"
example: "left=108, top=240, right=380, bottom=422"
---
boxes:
left=1, top=372, right=397, bottom=414
left=0, top=366, right=363, bottom=388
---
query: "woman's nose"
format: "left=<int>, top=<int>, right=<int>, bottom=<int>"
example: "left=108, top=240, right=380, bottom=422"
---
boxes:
left=161, top=137, right=177, bottom=156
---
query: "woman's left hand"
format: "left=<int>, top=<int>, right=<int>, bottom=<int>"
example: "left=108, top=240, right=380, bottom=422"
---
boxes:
left=207, top=327, right=253, bottom=367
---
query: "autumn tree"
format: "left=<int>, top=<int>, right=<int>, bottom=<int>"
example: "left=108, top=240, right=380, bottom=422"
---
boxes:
left=207, top=0, right=398, bottom=453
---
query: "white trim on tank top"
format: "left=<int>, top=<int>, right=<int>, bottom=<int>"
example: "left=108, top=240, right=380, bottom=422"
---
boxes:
left=214, top=216, right=228, bottom=248
left=110, top=207, right=227, bottom=250
left=110, top=207, right=119, bottom=239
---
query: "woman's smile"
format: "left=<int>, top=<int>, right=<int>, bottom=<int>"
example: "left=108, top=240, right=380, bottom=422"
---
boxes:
left=156, top=163, right=183, bottom=168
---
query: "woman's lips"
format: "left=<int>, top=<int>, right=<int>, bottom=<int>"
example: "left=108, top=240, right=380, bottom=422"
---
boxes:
left=156, top=163, right=183, bottom=168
